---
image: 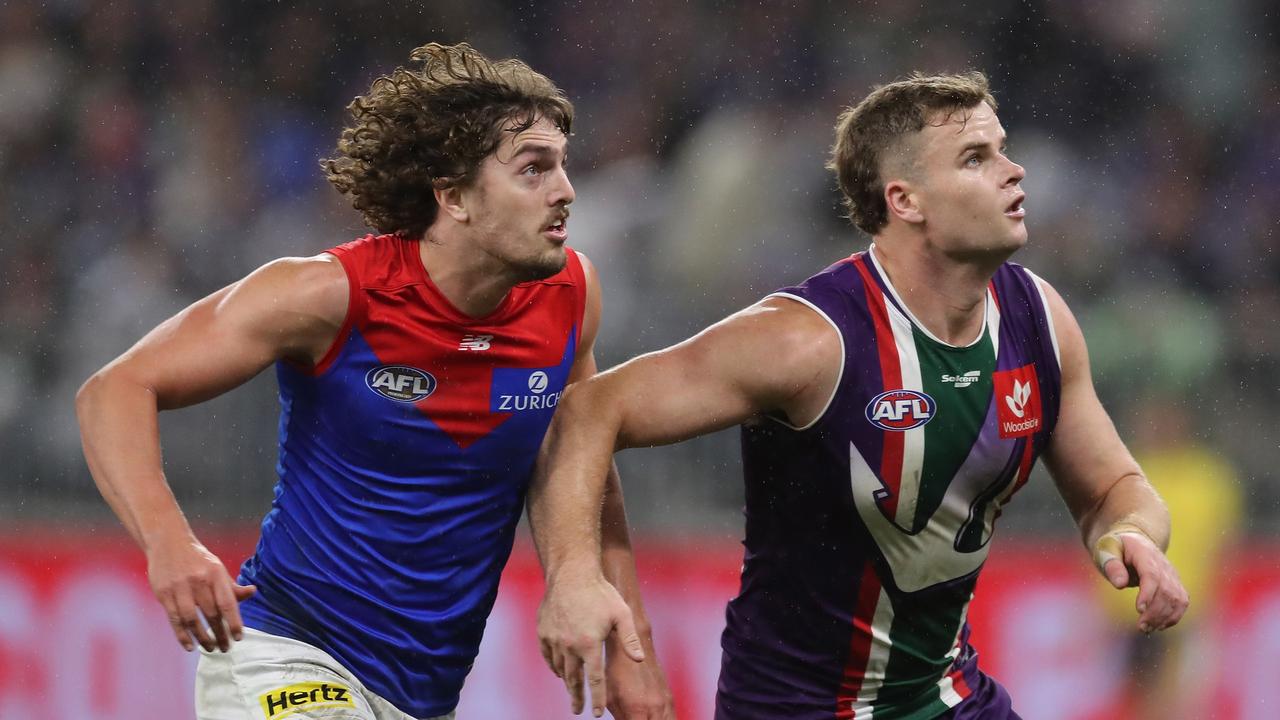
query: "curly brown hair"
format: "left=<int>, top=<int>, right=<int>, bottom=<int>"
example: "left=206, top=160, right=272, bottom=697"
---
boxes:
left=827, top=71, right=996, bottom=235
left=322, top=42, right=574, bottom=239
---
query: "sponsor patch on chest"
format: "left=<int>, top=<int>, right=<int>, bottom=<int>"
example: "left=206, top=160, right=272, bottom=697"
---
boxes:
left=865, top=389, right=936, bottom=431
left=491, top=367, right=565, bottom=413
left=365, top=365, right=438, bottom=402
left=994, top=364, right=1042, bottom=438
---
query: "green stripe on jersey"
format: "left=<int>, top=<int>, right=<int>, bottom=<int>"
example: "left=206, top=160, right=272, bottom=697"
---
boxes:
left=877, top=576, right=977, bottom=713
left=875, top=328, right=995, bottom=715
left=911, top=328, right=996, bottom=533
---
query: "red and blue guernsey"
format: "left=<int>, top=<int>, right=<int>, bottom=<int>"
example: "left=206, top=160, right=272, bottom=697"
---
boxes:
left=719, top=247, right=1062, bottom=719
left=238, top=234, right=586, bottom=718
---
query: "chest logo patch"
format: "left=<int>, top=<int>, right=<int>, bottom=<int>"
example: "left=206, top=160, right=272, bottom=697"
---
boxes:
left=459, top=334, right=493, bottom=351
left=994, top=364, right=1042, bottom=438
left=941, top=370, right=982, bottom=388
left=365, top=365, right=438, bottom=403
left=528, top=370, right=549, bottom=393
left=865, top=389, right=936, bottom=431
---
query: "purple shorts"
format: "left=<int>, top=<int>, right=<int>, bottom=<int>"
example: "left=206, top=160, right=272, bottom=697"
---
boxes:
left=939, top=670, right=1021, bottom=720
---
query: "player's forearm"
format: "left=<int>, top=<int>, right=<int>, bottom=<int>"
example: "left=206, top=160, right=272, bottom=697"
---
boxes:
left=76, top=370, right=196, bottom=553
left=1078, top=472, right=1171, bottom=552
left=528, top=380, right=624, bottom=583
left=600, top=463, right=653, bottom=635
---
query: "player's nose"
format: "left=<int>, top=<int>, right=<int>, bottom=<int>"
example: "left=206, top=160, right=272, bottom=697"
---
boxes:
left=549, top=167, right=574, bottom=206
left=1005, top=157, right=1026, bottom=186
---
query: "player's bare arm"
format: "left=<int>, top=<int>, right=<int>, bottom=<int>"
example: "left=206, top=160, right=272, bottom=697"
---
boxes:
left=75, top=255, right=348, bottom=653
left=535, top=251, right=674, bottom=719
left=1038, top=278, right=1189, bottom=634
left=528, top=295, right=840, bottom=714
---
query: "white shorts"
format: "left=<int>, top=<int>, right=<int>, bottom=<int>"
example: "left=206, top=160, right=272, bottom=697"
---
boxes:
left=196, top=628, right=456, bottom=720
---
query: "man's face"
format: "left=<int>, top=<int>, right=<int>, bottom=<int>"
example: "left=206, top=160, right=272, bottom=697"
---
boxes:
left=463, top=115, right=574, bottom=281
left=908, top=102, right=1027, bottom=258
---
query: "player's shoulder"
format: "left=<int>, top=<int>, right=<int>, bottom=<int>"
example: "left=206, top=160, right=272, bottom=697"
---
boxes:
left=572, top=248, right=594, bottom=278
left=714, top=295, right=842, bottom=373
left=998, top=261, right=1070, bottom=311
left=328, top=232, right=393, bottom=257
left=237, top=253, right=348, bottom=323
left=753, top=293, right=843, bottom=346
left=771, top=252, right=873, bottom=308
left=323, top=232, right=434, bottom=292
left=253, top=252, right=346, bottom=286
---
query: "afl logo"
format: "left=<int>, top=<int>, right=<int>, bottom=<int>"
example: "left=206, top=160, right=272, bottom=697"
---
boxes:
left=365, top=365, right=438, bottom=403
left=528, top=371, right=549, bottom=394
left=865, top=389, right=936, bottom=431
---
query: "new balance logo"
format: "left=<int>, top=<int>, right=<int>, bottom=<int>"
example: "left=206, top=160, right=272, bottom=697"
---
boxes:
left=459, top=334, right=494, bottom=351
left=941, top=371, right=981, bottom=388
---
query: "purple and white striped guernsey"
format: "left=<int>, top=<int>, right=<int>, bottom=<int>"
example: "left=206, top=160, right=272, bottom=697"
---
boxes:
left=717, top=246, right=1061, bottom=720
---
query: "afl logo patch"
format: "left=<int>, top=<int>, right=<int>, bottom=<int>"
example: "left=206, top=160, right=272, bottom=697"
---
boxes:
left=365, top=365, right=437, bottom=402
left=865, top=389, right=936, bottom=431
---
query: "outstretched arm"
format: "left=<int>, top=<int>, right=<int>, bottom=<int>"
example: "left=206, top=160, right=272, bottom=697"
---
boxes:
left=530, top=252, right=673, bottom=719
left=76, top=255, right=348, bottom=652
left=1038, top=278, right=1189, bottom=634
left=598, top=464, right=673, bottom=720
left=528, top=294, right=841, bottom=716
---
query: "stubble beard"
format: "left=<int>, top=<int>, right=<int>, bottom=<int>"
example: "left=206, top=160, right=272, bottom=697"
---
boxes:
left=512, top=244, right=568, bottom=282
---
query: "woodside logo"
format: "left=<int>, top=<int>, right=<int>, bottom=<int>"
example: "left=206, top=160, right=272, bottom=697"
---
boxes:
left=994, top=364, right=1042, bottom=438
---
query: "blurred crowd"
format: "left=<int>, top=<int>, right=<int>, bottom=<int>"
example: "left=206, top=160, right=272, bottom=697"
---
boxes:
left=2, top=0, right=1276, bottom=531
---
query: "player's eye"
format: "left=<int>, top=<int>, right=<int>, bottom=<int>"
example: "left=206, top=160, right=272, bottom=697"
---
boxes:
left=965, top=154, right=982, bottom=167
left=521, top=164, right=540, bottom=176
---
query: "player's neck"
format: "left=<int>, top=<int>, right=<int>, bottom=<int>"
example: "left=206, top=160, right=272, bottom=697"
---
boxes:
left=418, top=229, right=519, bottom=318
left=869, top=237, right=998, bottom=346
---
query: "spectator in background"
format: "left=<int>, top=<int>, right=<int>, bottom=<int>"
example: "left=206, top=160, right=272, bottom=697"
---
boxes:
left=2, top=0, right=1275, bottom=531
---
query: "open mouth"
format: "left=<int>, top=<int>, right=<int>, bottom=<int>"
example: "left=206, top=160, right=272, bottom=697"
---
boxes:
left=544, top=216, right=568, bottom=241
left=1005, top=194, right=1026, bottom=219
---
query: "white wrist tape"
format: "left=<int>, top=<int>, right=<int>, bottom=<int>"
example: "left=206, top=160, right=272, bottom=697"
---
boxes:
left=1092, top=526, right=1151, bottom=572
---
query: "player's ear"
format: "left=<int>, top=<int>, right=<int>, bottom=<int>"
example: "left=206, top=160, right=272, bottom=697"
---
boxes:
left=885, top=179, right=924, bottom=225
left=435, top=183, right=469, bottom=223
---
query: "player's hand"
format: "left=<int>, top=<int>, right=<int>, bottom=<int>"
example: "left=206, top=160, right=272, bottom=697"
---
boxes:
left=1095, top=529, right=1189, bottom=634
left=146, top=535, right=256, bottom=653
left=538, top=569, right=645, bottom=717
left=605, top=626, right=675, bottom=719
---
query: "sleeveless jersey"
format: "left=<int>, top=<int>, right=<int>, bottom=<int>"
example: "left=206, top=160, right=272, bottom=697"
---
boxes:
left=238, top=234, right=587, bottom=718
left=718, top=247, right=1062, bottom=720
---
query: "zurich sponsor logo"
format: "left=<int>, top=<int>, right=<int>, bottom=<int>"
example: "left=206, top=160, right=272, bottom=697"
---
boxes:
left=365, top=365, right=438, bottom=402
left=493, top=367, right=564, bottom=412
left=865, top=389, right=936, bottom=431
left=528, top=371, right=549, bottom=394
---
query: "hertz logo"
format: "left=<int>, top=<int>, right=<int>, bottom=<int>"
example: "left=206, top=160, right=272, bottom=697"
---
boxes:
left=259, top=682, right=355, bottom=719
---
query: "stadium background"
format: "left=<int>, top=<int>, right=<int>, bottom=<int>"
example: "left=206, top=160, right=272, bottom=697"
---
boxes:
left=1, top=0, right=1276, bottom=717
